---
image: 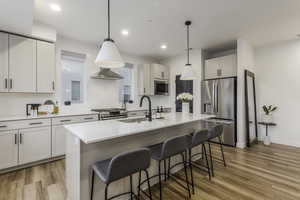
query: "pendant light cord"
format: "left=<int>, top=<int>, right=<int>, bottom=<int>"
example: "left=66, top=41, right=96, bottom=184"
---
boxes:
left=187, top=24, right=190, bottom=65
left=107, top=0, right=111, bottom=39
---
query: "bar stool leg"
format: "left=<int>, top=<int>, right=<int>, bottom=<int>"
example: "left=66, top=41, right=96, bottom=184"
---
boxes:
left=188, top=148, right=195, bottom=194
left=208, top=142, right=215, bottom=177
left=158, top=160, right=162, bottom=200
left=203, top=144, right=211, bottom=180
left=130, top=175, right=133, bottom=200
left=218, top=136, right=227, bottom=167
left=164, top=159, right=167, bottom=182
left=105, top=184, right=109, bottom=200
left=167, top=158, right=171, bottom=179
left=90, top=170, right=95, bottom=200
left=138, top=171, right=141, bottom=200
left=145, top=170, right=153, bottom=200
left=181, top=152, right=191, bottom=198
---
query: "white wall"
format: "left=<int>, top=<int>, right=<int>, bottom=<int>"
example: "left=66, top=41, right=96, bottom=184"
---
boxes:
left=236, top=38, right=255, bottom=148
left=0, top=35, right=169, bottom=116
left=255, top=39, right=300, bottom=147
left=160, top=49, right=202, bottom=114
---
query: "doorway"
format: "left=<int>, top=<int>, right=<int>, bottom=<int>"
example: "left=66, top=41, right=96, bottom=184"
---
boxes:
left=175, top=75, right=193, bottom=113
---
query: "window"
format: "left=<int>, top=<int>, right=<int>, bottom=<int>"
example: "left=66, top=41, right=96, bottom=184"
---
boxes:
left=71, top=81, right=81, bottom=102
left=61, top=51, right=86, bottom=104
left=119, top=63, right=134, bottom=103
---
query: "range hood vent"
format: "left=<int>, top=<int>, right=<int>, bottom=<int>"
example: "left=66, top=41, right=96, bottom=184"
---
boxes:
left=91, top=68, right=123, bottom=80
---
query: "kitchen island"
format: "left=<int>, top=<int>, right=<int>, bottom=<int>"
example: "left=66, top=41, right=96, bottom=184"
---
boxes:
left=65, top=113, right=213, bottom=200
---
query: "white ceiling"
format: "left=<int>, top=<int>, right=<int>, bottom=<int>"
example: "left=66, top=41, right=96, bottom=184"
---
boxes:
left=0, top=0, right=33, bottom=34
left=32, top=0, right=300, bottom=59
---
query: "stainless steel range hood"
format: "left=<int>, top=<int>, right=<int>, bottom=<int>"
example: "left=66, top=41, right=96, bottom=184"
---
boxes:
left=91, top=68, right=123, bottom=80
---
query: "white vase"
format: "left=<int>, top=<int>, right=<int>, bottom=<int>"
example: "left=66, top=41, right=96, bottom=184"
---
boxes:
left=262, top=114, right=273, bottom=123
left=182, top=102, right=190, bottom=115
left=264, top=135, right=271, bottom=145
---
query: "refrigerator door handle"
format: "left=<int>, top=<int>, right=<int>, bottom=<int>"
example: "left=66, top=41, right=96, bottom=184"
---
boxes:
left=213, top=80, right=217, bottom=113
left=216, top=80, right=219, bottom=112
left=212, top=81, right=215, bottom=113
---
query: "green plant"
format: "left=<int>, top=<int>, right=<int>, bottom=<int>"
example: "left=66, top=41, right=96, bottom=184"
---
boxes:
left=262, top=105, right=277, bottom=115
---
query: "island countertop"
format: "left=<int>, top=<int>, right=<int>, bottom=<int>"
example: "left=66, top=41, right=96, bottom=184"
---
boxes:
left=64, top=113, right=214, bottom=144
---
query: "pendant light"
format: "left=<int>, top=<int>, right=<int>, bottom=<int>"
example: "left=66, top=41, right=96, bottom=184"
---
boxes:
left=180, top=21, right=196, bottom=80
left=95, top=0, right=124, bottom=68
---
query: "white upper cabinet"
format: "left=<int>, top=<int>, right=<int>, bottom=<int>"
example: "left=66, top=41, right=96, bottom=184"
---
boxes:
left=152, top=64, right=169, bottom=80
left=9, top=35, right=37, bottom=93
left=205, top=54, right=237, bottom=79
left=37, top=41, right=55, bottom=93
left=0, top=32, right=9, bottom=92
left=138, top=64, right=153, bottom=95
left=205, top=58, right=219, bottom=80
left=0, top=131, right=18, bottom=170
left=218, top=54, right=237, bottom=78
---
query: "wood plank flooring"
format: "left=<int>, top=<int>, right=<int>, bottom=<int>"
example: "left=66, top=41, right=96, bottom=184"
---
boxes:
left=1, top=143, right=300, bottom=200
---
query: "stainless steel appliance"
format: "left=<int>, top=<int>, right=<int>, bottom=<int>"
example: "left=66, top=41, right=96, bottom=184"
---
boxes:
left=201, top=77, right=237, bottom=146
left=154, top=80, right=169, bottom=95
left=91, top=108, right=127, bottom=120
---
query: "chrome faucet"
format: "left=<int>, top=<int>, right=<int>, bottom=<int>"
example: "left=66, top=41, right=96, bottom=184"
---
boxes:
left=139, top=95, right=152, bottom=121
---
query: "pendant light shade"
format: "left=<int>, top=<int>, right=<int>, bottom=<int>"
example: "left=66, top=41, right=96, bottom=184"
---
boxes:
left=181, top=64, right=197, bottom=80
left=95, top=39, right=124, bottom=68
left=95, top=0, right=124, bottom=68
left=180, top=21, right=196, bottom=80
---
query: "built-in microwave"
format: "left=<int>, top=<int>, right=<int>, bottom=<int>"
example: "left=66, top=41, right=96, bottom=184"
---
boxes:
left=154, top=80, right=169, bottom=95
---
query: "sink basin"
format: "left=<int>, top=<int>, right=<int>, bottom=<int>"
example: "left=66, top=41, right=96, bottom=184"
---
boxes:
left=118, top=118, right=148, bottom=123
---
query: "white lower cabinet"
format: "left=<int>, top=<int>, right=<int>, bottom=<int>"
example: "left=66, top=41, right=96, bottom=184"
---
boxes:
left=0, top=131, right=18, bottom=170
left=0, top=114, right=99, bottom=171
left=18, top=127, right=51, bottom=165
left=52, top=125, right=66, bottom=157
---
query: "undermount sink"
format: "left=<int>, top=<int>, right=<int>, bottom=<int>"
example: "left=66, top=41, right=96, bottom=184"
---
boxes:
left=118, top=118, right=148, bottom=123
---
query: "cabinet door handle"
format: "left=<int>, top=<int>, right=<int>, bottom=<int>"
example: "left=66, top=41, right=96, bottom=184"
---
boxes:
left=10, top=79, right=13, bottom=89
left=4, top=78, right=8, bottom=89
left=84, top=117, right=94, bottom=120
left=144, top=88, right=146, bottom=93
left=29, top=122, right=43, bottom=126
left=52, top=81, right=55, bottom=90
left=15, top=134, right=18, bottom=144
left=0, top=125, right=7, bottom=128
left=19, top=134, right=22, bottom=144
left=161, top=72, right=164, bottom=78
left=60, top=119, right=71, bottom=122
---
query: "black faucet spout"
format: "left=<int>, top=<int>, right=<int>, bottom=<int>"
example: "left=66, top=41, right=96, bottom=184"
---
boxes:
left=139, top=95, right=152, bottom=121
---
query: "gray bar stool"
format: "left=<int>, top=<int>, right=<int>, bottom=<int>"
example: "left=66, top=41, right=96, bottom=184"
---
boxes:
left=207, top=125, right=226, bottom=177
left=145, top=135, right=191, bottom=200
left=186, top=129, right=211, bottom=194
left=90, top=148, right=152, bottom=200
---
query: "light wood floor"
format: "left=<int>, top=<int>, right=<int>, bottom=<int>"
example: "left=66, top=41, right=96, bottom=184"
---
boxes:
left=1, top=143, right=300, bottom=200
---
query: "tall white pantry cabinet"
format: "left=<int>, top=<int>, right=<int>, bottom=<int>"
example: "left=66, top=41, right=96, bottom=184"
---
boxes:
left=0, top=32, right=55, bottom=93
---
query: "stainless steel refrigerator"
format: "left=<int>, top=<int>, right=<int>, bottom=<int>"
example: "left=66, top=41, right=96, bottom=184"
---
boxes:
left=201, top=77, right=237, bottom=146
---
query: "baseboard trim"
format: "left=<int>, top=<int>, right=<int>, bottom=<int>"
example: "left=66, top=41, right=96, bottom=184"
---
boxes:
left=236, top=142, right=246, bottom=149
left=0, top=155, right=65, bottom=175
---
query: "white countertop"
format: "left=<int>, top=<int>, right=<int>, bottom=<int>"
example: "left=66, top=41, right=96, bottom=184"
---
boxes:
left=65, top=113, right=214, bottom=144
left=0, top=111, right=99, bottom=122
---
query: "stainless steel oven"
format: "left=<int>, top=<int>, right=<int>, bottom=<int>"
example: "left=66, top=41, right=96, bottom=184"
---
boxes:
left=154, top=80, right=169, bottom=95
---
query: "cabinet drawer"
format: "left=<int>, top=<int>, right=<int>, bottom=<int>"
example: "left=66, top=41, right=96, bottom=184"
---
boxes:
left=0, top=118, right=51, bottom=131
left=78, top=114, right=99, bottom=123
left=52, top=116, right=82, bottom=125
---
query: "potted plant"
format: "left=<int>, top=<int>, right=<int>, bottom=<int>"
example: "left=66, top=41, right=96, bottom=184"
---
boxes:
left=176, top=93, right=193, bottom=114
left=262, top=105, right=277, bottom=145
left=262, top=105, right=277, bottom=123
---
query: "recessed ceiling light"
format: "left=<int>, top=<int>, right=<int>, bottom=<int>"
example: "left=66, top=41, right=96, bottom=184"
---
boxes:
left=161, top=44, right=167, bottom=50
left=121, top=29, right=129, bottom=36
left=50, top=3, right=61, bottom=12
